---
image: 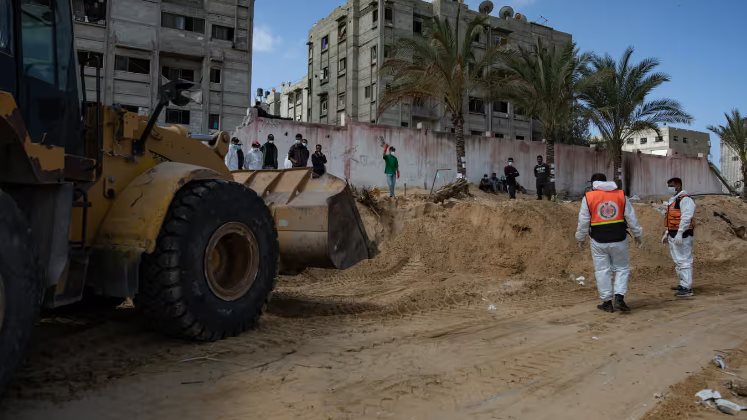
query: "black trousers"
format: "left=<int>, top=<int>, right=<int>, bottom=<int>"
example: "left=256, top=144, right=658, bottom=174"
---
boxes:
left=508, top=183, right=517, bottom=199
left=536, top=180, right=551, bottom=200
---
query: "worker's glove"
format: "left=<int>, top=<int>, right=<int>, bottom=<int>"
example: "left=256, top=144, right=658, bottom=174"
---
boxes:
left=396, top=170, right=400, bottom=179
left=576, top=240, right=584, bottom=250
left=661, top=231, right=669, bottom=244
left=673, top=231, right=684, bottom=245
left=634, top=236, right=643, bottom=248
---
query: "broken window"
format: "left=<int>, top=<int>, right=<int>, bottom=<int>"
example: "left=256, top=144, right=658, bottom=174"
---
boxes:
left=114, top=55, right=150, bottom=74
left=161, top=66, right=194, bottom=82
left=493, top=101, right=508, bottom=113
left=337, top=92, right=345, bottom=109
left=372, top=9, right=378, bottom=26
left=385, top=7, right=393, bottom=24
left=72, top=0, right=107, bottom=25
left=338, top=57, right=346, bottom=73
left=321, top=35, right=329, bottom=51
left=321, top=66, right=329, bottom=82
left=77, top=50, right=103, bottom=68
left=208, top=114, right=220, bottom=130
left=165, top=109, right=190, bottom=125
left=320, top=94, right=328, bottom=117
left=370, top=45, right=377, bottom=65
left=161, top=12, right=205, bottom=33
left=210, top=68, right=221, bottom=83
left=468, top=97, right=485, bottom=114
left=413, top=17, right=423, bottom=34
left=211, top=25, right=234, bottom=41
left=338, top=22, right=347, bottom=42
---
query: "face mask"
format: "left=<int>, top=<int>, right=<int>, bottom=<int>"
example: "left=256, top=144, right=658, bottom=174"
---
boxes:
left=268, top=140, right=274, bottom=144
left=508, top=162, right=513, bottom=166
left=303, top=143, right=308, bottom=147
left=295, top=140, right=301, bottom=144
left=667, top=186, right=677, bottom=194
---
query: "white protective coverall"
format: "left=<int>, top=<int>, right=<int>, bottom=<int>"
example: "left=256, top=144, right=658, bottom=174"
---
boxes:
left=575, top=181, right=644, bottom=301
left=245, top=147, right=263, bottom=170
left=667, top=191, right=696, bottom=289
left=225, top=144, right=242, bottom=171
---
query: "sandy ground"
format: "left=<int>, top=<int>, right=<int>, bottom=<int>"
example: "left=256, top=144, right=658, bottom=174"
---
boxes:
left=1, top=191, right=747, bottom=420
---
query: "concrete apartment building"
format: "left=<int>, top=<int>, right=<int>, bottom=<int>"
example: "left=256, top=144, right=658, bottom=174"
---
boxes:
left=302, top=0, right=571, bottom=140
left=621, top=126, right=710, bottom=158
left=721, top=143, right=743, bottom=191
left=73, top=0, right=255, bottom=134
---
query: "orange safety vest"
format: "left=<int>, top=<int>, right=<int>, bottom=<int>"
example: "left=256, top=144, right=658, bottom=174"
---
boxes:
left=585, top=189, right=628, bottom=243
left=665, top=195, right=695, bottom=236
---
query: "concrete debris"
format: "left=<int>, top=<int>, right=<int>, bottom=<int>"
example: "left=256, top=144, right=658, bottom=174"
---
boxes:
left=696, top=389, right=722, bottom=401
left=713, top=355, right=727, bottom=369
left=487, top=304, right=497, bottom=311
left=715, top=398, right=746, bottom=415
left=575, top=276, right=585, bottom=286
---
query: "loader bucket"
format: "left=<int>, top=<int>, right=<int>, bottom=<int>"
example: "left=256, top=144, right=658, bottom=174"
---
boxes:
left=232, top=168, right=373, bottom=273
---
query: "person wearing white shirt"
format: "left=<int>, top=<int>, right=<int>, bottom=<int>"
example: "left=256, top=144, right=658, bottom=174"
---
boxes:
left=661, top=177, right=696, bottom=297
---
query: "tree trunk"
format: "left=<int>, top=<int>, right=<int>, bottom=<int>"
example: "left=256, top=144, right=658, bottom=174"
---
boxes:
left=741, top=160, right=747, bottom=201
left=613, top=148, right=623, bottom=187
left=454, top=115, right=466, bottom=178
left=545, top=138, right=556, bottom=199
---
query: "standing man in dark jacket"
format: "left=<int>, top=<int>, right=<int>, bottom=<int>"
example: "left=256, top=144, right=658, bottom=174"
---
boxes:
left=311, top=144, right=327, bottom=178
left=534, top=155, right=552, bottom=200
left=261, top=134, right=278, bottom=169
left=288, top=133, right=306, bottom=168
left=504, top=157, right=520, bottom=199
left=300, top=139, right=311, bottom=167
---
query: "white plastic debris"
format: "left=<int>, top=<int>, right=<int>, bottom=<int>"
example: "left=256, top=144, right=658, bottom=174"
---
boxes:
left=713, top=355, right=727, bottom=369
left=591, top=336, right=599, bottom=341
left=695, top=389, right=722, bottom=401
left=487, top=304, right=497, bottom=311
left=576, top=276, right=585, bottom=286
left=715, top=398, right=746, bottom=415
left=630, top=195, right=641, bottom=202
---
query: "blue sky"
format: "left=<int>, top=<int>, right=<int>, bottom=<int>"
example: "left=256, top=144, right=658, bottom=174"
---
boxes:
left=252, top=0, right=747, bottom=163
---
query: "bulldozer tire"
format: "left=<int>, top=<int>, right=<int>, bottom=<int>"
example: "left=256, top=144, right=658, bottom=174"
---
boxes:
left=137, top=180, right=278, bottom=341
left=0, top=191, right=42, bottom=395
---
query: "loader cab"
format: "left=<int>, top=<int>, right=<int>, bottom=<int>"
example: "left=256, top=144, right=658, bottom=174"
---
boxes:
left=1, top=0, right=84, bottom=156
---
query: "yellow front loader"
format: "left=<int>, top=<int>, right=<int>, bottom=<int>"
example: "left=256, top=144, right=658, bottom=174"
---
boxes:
left=0, top=0, right=370, bottom=394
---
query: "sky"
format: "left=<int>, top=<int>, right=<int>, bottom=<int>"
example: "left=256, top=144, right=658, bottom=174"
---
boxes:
left=252, top=0, right=747, bottom=164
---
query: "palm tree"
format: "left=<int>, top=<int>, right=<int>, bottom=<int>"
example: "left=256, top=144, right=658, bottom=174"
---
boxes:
left=580, top=47, right=693, bottom=184
left=495, top=40, right=591, bottom=188
left=379, top=8, right=503, bottom=178
left=708, top=109, right=747, bottom=200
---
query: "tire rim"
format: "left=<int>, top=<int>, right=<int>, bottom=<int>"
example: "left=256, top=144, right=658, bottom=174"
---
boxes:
left=204, top=222, right=259, bottom=302
left=0, top=272, right=5, bottom=332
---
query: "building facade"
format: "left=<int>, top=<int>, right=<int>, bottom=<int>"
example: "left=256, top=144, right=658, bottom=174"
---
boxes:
left=720, top=142, right=743, bottom=192
left=73, top=0, right=255, bottom=134
left=303, top=0, right=571, bottom=140
left=621, top=126, right=710, bottom=158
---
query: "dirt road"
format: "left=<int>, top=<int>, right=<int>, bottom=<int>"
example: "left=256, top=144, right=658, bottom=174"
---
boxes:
left=2, top=193, right=746, bottom=419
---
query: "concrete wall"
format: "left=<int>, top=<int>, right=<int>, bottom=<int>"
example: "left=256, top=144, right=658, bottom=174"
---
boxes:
left=235, top=110, right=723, bottom=197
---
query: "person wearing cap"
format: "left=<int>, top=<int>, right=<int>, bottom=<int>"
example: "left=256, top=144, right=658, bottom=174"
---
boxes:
left=503, top=157, right=520, bottom=199
left=662, top=177, right=696, bottom=298
left=576, top=173, right=643, bottom=313
left=225, top=137, right=244, bottom=171
left=288, top=133, right=306, bottom=168
left=261, top=134, right=279, bottom=169
left=245, top=140, right=264, bottom=170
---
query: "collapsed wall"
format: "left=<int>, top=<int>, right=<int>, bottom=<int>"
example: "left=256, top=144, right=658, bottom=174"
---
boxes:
left=234, top=109, right=722, bottom=197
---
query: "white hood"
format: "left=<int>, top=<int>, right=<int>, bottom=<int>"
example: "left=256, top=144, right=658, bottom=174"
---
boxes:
left=592, top=181, right=619, bottom=191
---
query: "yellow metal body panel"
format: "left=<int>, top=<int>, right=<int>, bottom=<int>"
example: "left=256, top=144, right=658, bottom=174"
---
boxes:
left=93, top=162, right=227, bottom=252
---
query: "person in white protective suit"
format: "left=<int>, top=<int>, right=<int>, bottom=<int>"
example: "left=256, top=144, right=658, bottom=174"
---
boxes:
left=576, top=173, right=643, bottom=313
left=661, top=177, right=696, bottom=298
left=225, top=137, right=244, bottom=171
left=245, top=141, right=264, bottom=170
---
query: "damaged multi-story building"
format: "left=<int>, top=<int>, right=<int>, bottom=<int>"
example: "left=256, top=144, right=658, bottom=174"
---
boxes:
left=303, top=0, right=571, bottom=140
left=73, top=0, right=255, bottom=133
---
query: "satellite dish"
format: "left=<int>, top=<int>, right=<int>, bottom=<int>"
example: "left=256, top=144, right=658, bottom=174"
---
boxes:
left=499, top=5, right=514, bottom=19
left=478, top=0, right=494, bottom=15
left=515, top=13, right=528, bottom=22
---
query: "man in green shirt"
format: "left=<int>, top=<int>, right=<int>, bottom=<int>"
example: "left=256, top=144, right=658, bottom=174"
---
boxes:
left=383, top=145, right=399, bottom=197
